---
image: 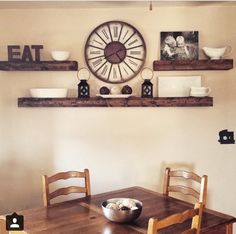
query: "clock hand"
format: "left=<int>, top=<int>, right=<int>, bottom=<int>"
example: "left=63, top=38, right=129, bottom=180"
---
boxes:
left=105, top=52, right=117, bottom=59
left=106, top=47, right=125, bottom=58
left=116, top=48, right=126, bottom=54
left=115, top=52, right=123, bottom=62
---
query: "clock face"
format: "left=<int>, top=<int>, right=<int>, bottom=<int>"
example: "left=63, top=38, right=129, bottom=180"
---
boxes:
left=85, top=21, right=146, bottom=84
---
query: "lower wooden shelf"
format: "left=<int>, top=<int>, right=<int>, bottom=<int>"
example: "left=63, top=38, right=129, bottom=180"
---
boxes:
left=18, top=97, right=213, bottom=107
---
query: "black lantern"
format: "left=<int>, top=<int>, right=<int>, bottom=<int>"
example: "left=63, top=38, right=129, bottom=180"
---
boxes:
left=140, top=67, right=154, bottom=98
left=78, top=80, right=89, bottom=98
left=142, top=79, right=153, bottom=98
left=77, top=68, right=90, bottom=98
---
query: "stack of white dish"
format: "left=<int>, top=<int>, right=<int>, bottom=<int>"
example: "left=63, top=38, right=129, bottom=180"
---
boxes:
left=30, top=88, right=68, bottom=98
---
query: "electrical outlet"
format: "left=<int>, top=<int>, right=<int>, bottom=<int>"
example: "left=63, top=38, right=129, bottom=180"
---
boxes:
left=218, top=129, right=235, bottom=144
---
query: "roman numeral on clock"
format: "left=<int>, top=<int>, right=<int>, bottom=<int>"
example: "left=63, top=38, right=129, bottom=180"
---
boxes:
left=118, top=24, right=123, bottom=41
left=113, top=26, right=118, bottom=38
left=92, top=58, right=103, bottom=67
left=113, top=68, right=117, bottom=79
left=123, top=30, right=129, bottom=40
left=123, top=67, right=129, bottom=75
left=101, top=65, right=108, bottom=76
left=90, top=51, right=102, bottom=55
left=102, top=29, right=109, bottom=39
left=93, top=40, right=103, bottom=46
left=130, top=51, right=141, bottom=55
left=128, top=39, right=138, bottom=46
left=128, top=59, right=138, bottom=66
left=124, top=32, right=136, bottom=45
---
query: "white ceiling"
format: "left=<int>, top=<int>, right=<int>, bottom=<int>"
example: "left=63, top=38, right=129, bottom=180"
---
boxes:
left=0, top=0, right=235, bottom=9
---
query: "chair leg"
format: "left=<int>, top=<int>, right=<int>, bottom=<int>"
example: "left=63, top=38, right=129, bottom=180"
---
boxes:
left=226, top=223, right=233, bottom=234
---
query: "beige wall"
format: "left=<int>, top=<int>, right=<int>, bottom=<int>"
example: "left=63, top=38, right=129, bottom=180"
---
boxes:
left=0, top=3, right=235, bottom=231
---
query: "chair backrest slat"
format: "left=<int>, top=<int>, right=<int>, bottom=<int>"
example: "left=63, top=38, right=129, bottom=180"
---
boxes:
left=152, top=208, right=199, bottom=230
left=48, top=171, right=86, bottom=184
left=168, top=185, right=200, bottom=199
left=169, top=170, right=201, bottom=183
left=49, top=186, right=87, bottom=200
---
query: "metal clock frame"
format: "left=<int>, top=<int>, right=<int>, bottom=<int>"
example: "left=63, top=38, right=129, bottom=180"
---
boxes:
left=84, top=20, right=147, bottom=84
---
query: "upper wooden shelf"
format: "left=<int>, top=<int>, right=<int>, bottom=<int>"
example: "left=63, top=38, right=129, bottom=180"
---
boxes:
left=18, top=97, right=213, bottom=108
left=0, top=61, right=78, bottom=71
left=153, top=59, right=233, bottom=71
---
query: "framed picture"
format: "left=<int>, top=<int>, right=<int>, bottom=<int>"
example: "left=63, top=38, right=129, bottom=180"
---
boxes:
left=160, top=31, right=199, bottom=60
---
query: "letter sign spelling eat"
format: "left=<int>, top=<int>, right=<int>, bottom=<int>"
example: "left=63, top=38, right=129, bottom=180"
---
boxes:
left=8, top=45, right=43, bottom=62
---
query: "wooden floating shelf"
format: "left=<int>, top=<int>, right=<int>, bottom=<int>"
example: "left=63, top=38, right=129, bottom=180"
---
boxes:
left=153, top=59, right=233, bottom=71
left=0, top=61, right=78, bottom=71
left=18, top=97, right=213, bottom=107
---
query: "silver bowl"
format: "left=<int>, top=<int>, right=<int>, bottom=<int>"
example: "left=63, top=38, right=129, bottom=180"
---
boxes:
left=101, top=198, right=142, bottom=223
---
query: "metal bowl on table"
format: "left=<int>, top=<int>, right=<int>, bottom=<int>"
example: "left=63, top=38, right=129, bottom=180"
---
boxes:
left=101, top=198, right=143, bottom=223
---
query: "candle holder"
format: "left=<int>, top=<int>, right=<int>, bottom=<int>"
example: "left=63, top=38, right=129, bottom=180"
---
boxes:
left=141, top=67, right=153, bottom=98
left=77, top=68, right=90, bottom=98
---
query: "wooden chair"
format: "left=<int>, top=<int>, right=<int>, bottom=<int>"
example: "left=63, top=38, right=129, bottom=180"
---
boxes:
left=42, top=169, right=91, bottom=207
left=163, top=167, right=208, bottom=206
left=147, top=202, right=203, bottom=234
left=0, top=217, right=8, bottom=234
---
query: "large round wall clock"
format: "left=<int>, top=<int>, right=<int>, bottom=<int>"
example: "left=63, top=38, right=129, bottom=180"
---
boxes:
left=85, top=21, right=146, bottom=84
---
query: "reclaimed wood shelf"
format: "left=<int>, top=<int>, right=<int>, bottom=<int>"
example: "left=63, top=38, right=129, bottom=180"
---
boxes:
left=153, top=59, right=233, bottom=71
left=18, top=97, right=213, bottom=107
left=0, top=61, right=78, bottom=71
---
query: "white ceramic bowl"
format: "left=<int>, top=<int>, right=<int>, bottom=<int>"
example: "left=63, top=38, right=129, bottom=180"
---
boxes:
left=30, top=88, right=68, bottom=98
left=110, top=86, right=120, bottom=95
left=202, top=47, right=229, bottom=59
left=51, top=51, right=70, bottom=61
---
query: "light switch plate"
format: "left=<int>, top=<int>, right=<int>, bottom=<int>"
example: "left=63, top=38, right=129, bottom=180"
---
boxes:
left=158, top=76, right=202, bottom=97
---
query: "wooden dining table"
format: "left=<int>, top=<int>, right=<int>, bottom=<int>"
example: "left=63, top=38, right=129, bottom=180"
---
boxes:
left=3, top=186, right=236, bottom=234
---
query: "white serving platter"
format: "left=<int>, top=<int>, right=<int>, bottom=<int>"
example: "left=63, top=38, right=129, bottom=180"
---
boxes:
left=96, top=94, right=132, bottom=98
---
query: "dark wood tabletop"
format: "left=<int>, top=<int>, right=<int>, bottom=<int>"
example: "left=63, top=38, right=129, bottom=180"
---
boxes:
left=7, top=186, right=236, bottom=234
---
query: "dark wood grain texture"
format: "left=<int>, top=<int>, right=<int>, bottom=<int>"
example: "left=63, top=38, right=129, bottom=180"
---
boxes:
left=153, top=59, right=233, bottom=71
left=4, top=187, right=235, bottom=234
left=17, top=97, right=213, bottom=107
left=0, top=61, right=78, bottom=71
